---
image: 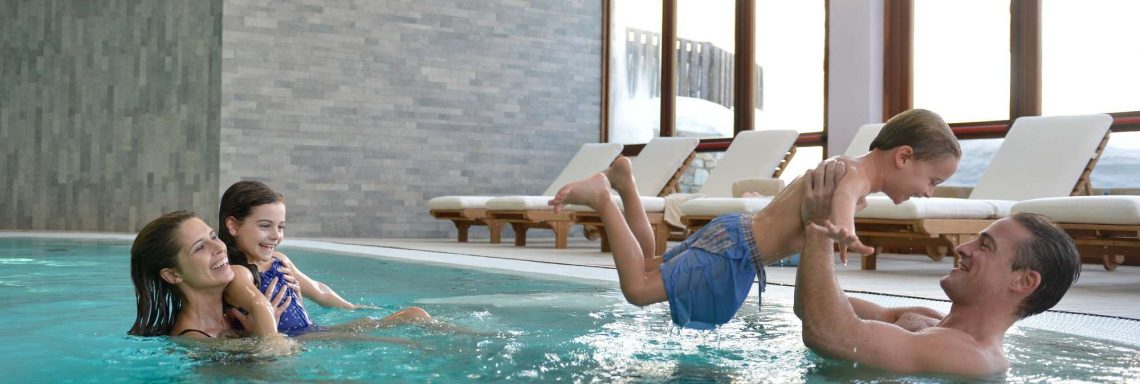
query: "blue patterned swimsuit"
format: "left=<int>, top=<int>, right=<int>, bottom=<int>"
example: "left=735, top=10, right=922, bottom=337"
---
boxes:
left=249, top=258, right=315, bottom=336
left=658, top=213, right=767, bottom=330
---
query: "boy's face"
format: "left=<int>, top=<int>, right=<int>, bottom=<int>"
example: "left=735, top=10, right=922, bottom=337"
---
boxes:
left=883, top=151, right=958, bottom=204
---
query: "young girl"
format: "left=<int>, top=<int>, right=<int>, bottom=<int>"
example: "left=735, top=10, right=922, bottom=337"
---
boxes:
left=219, top=181, right=439, bottom=336
left=548, top=109, right=961, bottom=329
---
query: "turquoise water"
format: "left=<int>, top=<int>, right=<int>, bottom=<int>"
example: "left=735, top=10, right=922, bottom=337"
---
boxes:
left=1, top=238, right=1137, bottom=383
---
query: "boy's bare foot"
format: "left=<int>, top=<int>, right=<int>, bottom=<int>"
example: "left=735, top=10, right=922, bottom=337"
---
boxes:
left=548, top=173, right=613, bottom=213
left=604, top=156, right=637, bottom=195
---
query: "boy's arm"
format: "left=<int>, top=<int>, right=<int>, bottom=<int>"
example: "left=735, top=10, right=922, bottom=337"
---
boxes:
left=827, top=163, right=875, bottom=262
left=278, top=253, right=357, bottom=310
left=223, top=265, right=282, bottom=336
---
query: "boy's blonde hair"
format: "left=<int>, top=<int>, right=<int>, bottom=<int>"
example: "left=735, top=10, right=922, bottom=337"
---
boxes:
left=869, top=109, right=961, bottom=160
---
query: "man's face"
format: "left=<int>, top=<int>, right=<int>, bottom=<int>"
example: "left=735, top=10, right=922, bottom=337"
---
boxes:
left=941, top=218, right=1033, bottom=303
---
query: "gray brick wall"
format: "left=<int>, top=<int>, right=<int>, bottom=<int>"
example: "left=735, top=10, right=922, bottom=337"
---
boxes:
left=0, top=0, right=222, bottom=231
left=220, top=0, right=602, bottom=237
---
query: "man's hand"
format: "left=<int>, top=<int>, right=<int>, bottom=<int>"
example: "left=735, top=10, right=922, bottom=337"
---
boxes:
left=801, top=159, right=846, bottom=226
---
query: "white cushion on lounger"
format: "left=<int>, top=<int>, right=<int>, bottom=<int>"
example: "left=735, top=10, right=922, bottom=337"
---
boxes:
left=680, top=196, right=774, bottom=216
left=1012, top=196, right=1140, bottom=225
left=564, top=196, right=668, bottom=213
left=429, top=143, right=622, bottom=211
left=970, top=114, right=1113, bottom=201
left=700, top=130, right=799, bottom=197
left=540, top=143, right=625, bottom=196
left=842, top=123, right=885, bottom=157
left=427, top=196, right=495, bottom=210
left=854, top=196, right=1007, bottom=220
left=857, top=114, right=1112, bottom=220
left=631, top=137, right=700, bottom=195
left=485, top=196, right=558, bottom=211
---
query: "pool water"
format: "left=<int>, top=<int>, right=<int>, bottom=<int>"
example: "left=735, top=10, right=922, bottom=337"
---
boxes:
left=0, top=237, right=1137, bottom=383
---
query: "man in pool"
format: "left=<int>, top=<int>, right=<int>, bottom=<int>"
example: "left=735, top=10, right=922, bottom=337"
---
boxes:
left=794, top=161, right=1082, bottom=377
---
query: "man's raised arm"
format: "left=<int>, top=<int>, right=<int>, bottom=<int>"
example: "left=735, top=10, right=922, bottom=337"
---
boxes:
left=792, top=162, right=994, bottom=376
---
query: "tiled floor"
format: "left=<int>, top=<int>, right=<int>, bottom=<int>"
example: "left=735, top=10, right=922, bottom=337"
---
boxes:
left=307, top=236, right=1140, bottom=320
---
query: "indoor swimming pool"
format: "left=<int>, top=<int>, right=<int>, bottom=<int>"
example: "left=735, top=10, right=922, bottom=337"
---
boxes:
left=0, top=237, right=1137, bottom=383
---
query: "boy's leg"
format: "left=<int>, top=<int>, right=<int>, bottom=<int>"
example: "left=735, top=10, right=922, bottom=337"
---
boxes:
left=549, top=161, right=667, bottom=307
left=605, top=157, right=657, bottom=262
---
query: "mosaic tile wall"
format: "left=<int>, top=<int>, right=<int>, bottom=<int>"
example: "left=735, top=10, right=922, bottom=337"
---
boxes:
left=220, top=0, right=602, bottom=237
left=0, top=0, right=223, bottom=232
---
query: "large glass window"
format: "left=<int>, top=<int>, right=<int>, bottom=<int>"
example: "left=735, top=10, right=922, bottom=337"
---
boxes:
left=608, top=0, right=664, bottom=144
left=1041, top=0, right=1140, bottom=115
left=674, top=0, right=736, bottom=140
left=755, top=0, right=825, bottom=133
left=1090, top=132, right=1140, bottom=190
left=913, top=0, right=1010, bottom=123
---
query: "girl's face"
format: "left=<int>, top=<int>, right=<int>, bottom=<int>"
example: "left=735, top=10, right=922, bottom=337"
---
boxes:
left=229, top=202, right=286, bottom=262
left=165, top=218, right=233, bottom=289
left=884, top=153, right=959, bottom=204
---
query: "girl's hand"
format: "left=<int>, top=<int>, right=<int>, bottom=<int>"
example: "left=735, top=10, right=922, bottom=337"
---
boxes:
left=276, top=259, right=304, bottom=304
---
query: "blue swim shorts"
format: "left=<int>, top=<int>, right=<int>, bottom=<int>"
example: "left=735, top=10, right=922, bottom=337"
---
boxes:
left=659, top=213, right=766, bottom=330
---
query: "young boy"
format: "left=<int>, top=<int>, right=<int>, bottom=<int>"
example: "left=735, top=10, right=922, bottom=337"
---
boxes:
left=548, top=109, right=961, bottom=329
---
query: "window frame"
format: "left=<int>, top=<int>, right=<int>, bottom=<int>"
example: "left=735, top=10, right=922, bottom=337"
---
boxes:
left=883, top=0, right=1140, bottom=141
left=601, top=0, right=831, bottom=155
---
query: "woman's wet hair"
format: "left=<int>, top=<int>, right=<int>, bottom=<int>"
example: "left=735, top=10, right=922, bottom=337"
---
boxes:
left=129, top=210, right=199, bottom=336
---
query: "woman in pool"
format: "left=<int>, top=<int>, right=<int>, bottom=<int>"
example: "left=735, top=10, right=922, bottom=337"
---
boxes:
left=128, top=211, right=297, bottom=352
left=129, top=211, right=416, bottom=350
left=220, top=180, right=445, bottom=335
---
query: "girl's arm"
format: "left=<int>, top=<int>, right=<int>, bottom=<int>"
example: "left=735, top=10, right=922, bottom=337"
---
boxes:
left=278, top=253, right=357, bottom=310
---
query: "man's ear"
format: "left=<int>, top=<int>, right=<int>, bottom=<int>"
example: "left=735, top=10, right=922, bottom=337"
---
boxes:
left=1011, top=269, right=1041, bottom=295
left=894, top=145, right=915, bottom=168
left=160, top=267, right=182, bottom=285
left=224, top=216, right=239, bottom=237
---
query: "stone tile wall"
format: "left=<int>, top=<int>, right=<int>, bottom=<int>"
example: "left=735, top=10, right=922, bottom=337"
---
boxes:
left=220, top=0, right=602, bottom=237
left=0, top=0, right=222, bottom=231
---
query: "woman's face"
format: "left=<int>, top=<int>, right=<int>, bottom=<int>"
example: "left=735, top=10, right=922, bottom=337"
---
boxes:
left=169, top=217, right=233, bottom=288
left=230, top=202, right=286, bottom=262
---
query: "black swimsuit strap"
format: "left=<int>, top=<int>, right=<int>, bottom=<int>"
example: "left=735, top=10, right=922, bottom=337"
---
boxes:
left=177, top=329, right=213, bottom=338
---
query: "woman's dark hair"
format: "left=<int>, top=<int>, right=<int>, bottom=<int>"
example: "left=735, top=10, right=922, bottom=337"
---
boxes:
left=129, top=210, right=199, bottom=336
left=219, top=181, right=285, bottom=267
left=869, top=108, right=961, bottom=161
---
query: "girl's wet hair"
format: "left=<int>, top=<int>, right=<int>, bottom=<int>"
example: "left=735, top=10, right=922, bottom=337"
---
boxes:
left=869, top=108, right=961, bottom=160
left=129, top=210, right=200, bottom=336
left=218, top=181, right=285, bottom=266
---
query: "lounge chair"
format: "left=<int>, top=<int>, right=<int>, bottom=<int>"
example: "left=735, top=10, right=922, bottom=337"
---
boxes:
left=678, top=124, right=885, bottom=233
left=484, top=137, right=699, bottom=249
left=854, top=114, right=1113, bottom=270
left=1011, top=195, right=1140, bottom=271
left=573, top=130, right=799, bottom=254
left=427, top=143, right=622, bottom=242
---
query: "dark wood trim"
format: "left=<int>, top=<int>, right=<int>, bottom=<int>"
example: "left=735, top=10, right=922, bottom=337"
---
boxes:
left=599, top=0, right=611, bottom=143
left=882, top=0, right=913, bottom=120
left=734, top=0, right=756, bottom=135
left=660, top=0, right=677, bottom=137
left=822, top=0, right=831, bottom=157
left=1010, top=0, right=1041, bottom=119
left=620, top=132, right=826, bottom=156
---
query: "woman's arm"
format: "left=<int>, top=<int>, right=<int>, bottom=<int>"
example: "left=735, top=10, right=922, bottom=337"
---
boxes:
left=278, top=253, right=357, bottom=310
left=223, top=266, right=284, bottom=336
